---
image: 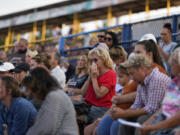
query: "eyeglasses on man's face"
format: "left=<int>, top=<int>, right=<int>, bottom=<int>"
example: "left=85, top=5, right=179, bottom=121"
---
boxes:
left=98, top=35, right=105, bottom=39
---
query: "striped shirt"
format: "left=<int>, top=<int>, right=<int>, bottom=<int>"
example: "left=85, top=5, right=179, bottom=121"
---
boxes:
left=130, top=68, right=171, bottom=114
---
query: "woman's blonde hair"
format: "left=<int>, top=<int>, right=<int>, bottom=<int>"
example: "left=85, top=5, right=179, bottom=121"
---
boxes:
left=26, top=49, right=38, bottom=58
left=88, top=47, right=114, bottom=70
left=76, top=55, right=89, bottom=75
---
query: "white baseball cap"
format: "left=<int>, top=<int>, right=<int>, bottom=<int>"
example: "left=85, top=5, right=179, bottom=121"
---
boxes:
left=0, top=62, right=15, bottom=72
left=139, top=33, right=157, bottom=44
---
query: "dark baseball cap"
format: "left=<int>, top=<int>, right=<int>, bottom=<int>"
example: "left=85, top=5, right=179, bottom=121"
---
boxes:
left=12, top=62, right=30, bottom=73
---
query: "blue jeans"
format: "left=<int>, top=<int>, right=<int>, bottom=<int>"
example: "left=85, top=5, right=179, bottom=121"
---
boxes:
left=86, top=106, right=108, bottom=124
left=97, top=115, right=119, bottom=135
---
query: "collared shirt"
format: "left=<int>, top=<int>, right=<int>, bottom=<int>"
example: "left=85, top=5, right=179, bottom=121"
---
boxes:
left=130, top=68, right=171, bottom=114
left=51, top=65, right=66, bottom=89
left=0, top=97, right=37, bottom=135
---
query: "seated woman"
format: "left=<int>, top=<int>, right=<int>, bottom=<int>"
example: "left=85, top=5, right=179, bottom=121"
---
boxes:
left=93, top=65, right=137, bottom=135
left=109, top=46, right=127, bottom=93
left=64, top=55, right=89, bottom=96
left=0, top=76, right=37, bottom=135
left=134, top=40, right=166, bottom=74
left=26, top=67, right=79, bottom=135
left=80, top=47, right=116, bottom=124
left=105, top=31, right=118, bottom=49
left=94, top=39, right=167, bottom=135
left=30, top=53, right=51, bottom=70
left=140, top=48, right=180, bottom=135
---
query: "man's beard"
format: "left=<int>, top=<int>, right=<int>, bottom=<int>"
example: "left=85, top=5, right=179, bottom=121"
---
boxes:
left=18, top=49, right=27, bottom=54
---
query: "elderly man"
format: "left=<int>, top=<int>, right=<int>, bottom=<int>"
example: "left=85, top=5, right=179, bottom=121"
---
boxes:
left=50, top=52, right=66, bottom=89
left=109, top=53, right=171, bottom=135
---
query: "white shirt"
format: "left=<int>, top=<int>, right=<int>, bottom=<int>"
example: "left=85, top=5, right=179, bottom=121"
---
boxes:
left=51, top=66, right=66, bottom=89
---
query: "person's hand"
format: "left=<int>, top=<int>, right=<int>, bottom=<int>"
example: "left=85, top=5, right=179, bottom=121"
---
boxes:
left=175, top=129, right=180, bottom=135
left=90, top=63, right=99, bottom=78
left=70, top=95, right=83, bottom=102
left=111, top=94, right=123, bottom=104
left=139, top=124, right=154, bottom=135
left=67, top=88, right=73, bottom=94
left=111, top=95, right=119, bottom=104
left=68, top=88, right=80, bottom=95
left=94, top=118, right=102, bottom=126
left=156, top=43, right=163, bottom=51
left=88, top=66, right=91, bottom=75
left=110, top=106, right=125, bottom=120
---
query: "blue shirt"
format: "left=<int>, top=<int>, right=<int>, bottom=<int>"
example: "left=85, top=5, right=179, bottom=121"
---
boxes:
left=0, top=97, right=37, bottom=135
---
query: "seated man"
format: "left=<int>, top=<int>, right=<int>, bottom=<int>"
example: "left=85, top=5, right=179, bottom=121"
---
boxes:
left=108, top=54, right=171, bottom=135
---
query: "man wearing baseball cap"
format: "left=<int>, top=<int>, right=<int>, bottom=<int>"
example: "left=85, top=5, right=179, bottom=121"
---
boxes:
left=0, top=62, right=15, bottom=77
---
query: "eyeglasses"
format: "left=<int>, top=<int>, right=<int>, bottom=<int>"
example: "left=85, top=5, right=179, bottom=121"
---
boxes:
left=89, top=58, right=98, bottom=64
left=105, top=37, right=112, bottom=41
left=98, top=35, right=105, bottom=39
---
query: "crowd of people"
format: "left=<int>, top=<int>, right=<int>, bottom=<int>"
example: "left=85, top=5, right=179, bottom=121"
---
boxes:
left=0, top=22, right=180, bottom=135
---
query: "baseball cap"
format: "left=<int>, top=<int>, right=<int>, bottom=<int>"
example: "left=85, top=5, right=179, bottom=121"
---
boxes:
left=120, top=53, right=151, bottom=68
left=97, top=43, right=109, bottom=52
left=0, top=62, right=15, bottom=72
left=12, top=62, right=30, bottom=73
left=139, top=33, right=157, bottom=44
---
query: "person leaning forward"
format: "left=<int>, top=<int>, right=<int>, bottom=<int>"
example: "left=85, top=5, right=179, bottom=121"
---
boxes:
left=109, top=53, right=171, bottom=135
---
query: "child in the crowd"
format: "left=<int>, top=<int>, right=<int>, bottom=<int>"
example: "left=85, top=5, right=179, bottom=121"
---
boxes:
left=113, top=65, right=137, bottom=109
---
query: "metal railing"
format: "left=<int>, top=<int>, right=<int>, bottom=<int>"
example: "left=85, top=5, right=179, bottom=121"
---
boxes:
left=59, top=14, right=180, bottom=56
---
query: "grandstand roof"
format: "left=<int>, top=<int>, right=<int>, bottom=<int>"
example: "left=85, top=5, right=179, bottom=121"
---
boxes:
left=0, top=0, right=180, bottom=35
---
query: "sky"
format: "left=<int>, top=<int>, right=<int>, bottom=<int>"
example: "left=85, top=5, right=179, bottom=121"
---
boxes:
left=0, top=0, right=68, bottom=16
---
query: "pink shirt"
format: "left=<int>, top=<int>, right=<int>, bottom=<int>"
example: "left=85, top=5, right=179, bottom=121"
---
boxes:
left=162, top=77, right=180, bottom=118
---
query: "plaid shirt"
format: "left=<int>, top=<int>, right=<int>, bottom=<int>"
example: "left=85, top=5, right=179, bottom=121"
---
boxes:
left=130, top=68, right=171, bottom=114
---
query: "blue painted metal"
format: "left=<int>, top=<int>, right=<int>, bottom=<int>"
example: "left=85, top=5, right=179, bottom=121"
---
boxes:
left=59, top=14, right=180, bottom=56
left=121, top=23, right=132, bottom=53
left=59, top=36, right=65, bottom=56
left=172, top=15, right=178, bottom=41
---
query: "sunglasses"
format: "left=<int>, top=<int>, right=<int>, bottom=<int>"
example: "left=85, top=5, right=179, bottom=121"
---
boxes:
left=89, top=58, right=98, bottom=64
left=105, top=37, right=112, bottom=41
left=98, top=35, right=105, bottom=39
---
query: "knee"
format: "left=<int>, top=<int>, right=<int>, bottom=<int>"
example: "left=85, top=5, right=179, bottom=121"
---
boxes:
left=84, top=122, right=97, bottom=135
